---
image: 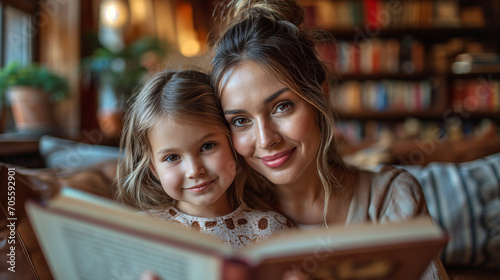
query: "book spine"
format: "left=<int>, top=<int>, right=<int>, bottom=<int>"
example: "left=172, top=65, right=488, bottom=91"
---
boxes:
left=363, top=0, right=379, bottom=29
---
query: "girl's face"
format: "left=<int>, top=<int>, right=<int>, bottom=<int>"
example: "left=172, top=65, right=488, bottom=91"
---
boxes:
left=219, top=61, right=321, bottom=187
left=148, top=117, right=236, bottom=217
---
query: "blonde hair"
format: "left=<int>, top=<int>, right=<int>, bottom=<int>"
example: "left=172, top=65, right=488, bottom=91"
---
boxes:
left=211, top=0, right=345, bottom=220
left=116, top=69, right=262, bottom=211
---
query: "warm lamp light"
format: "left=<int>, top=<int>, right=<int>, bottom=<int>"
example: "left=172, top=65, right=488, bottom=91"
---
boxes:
left=179, top=37, right=201, bottom=57
left=100, top=0, right=128, bottom=28
left=176, top=1, right=202, bottom=57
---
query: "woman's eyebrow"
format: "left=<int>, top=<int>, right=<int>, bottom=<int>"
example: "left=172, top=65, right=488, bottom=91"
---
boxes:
left=223, top=87, right=289, bottom=115
left=224, top=109, right=244, bottom=115
left=263, top=87, right=289, bottom=105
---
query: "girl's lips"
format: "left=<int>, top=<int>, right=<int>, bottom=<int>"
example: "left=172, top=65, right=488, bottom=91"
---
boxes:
left=259, top=148, right=296, bottom=168
left=186, top=181, right=212, bottom=193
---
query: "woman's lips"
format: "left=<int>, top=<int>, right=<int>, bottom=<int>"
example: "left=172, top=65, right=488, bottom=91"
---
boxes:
left=259, top=148, right=296, bottom=168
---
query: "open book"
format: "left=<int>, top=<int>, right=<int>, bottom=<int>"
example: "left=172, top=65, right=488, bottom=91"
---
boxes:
left=26, top=188, right=448, bottom=280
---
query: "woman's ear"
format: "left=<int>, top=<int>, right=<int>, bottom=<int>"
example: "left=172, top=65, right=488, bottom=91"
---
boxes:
left=322, top=81, right=330, bottom=98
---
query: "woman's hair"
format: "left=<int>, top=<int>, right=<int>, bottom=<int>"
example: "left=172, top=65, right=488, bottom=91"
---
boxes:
left=116, top=69, right=256, bottom=211
left=210, top=0, right=345, bottom=219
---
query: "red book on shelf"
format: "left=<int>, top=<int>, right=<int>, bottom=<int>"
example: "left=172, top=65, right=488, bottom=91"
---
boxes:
left=363, top=0, right=379, bottom=29
left=452, top=80, right=465, bottom=108
left=372, top=39, right=382, bottom=74
left=316, top=42, right=338, bottom=73
left=303, top=5, right=317, bottom=28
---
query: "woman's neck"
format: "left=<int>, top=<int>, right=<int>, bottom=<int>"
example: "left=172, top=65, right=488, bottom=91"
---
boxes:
left=273, top=165, right=355, bottom=225
left=273, top=169, right=325, bottom=225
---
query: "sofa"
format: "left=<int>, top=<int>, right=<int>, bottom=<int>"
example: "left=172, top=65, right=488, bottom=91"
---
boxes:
left=1, top=135, right=500, bottom=279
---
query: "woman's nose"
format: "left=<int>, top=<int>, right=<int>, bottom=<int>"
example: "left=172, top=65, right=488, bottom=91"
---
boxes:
left=186, top=158, right=206, bottom=179
left=256, top=118, right=281, bottom=149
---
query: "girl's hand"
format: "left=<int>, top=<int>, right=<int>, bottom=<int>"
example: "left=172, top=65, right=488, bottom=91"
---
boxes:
left=140, top=271, right=161, bottom=280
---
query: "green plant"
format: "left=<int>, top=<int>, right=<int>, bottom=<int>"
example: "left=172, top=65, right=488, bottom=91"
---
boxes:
left=0, top=62, right=70, bottom=105
left=81, top=35, right=168, bottom=104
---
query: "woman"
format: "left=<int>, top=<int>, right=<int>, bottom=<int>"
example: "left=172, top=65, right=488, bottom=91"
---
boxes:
left=209, top=0, right=447, bottom=278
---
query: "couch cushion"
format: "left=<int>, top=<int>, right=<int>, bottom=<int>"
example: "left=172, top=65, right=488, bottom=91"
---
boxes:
left=39, top=135, right=121, bottom=169
left=400, top=153, right=500, bottom=267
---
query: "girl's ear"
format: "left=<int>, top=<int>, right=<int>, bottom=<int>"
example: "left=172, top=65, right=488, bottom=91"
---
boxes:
left=149, top=162, right=159, bottom=180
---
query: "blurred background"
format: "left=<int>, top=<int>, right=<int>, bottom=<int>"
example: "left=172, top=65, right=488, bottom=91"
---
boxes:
left=0, top=0, right=499, bottom=167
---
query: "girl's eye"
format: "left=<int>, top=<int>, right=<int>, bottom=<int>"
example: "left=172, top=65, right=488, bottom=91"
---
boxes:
left=231, top=117, right=250, bottom=128
left=164, top=154, right=180, bottom=162
left=275, top=100, right=294, bottom=113
left=201, top=142, right=216, bottom=151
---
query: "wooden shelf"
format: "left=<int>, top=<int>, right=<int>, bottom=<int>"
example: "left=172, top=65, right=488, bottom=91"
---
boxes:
left=337, top=110, right=444, bottom=120
left=326, top=27, right=498, bottom=41
left=336, top=110, right=500, bottom=120
left=446, top=72, right=500, bottom=79
left=337, top=72, right=432, bottom=81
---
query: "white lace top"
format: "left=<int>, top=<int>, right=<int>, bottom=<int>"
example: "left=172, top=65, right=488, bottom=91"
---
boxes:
left=144, top=206, right=293, bottom=250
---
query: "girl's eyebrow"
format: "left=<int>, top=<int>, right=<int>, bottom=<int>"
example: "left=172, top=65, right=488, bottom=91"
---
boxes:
left=223, top=87, right=289, bottom=115
left=155, top=133, right=220, bottom=156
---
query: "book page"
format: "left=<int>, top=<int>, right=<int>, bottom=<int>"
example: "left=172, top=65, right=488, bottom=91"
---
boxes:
left=51, top=188, right=232, bottom=255
left=27, top=202, right=223, bottom=280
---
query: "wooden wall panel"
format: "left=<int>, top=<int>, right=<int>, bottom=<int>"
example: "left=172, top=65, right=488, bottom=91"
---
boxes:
left=39, top=0, right=81, bottom=137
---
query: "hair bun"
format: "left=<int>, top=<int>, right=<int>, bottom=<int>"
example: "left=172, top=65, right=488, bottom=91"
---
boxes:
left=215, top=0, right=305, bottom=29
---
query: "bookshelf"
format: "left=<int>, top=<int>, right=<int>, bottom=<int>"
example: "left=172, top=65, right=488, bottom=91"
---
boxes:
left=301, top=0, right=500, bottom=144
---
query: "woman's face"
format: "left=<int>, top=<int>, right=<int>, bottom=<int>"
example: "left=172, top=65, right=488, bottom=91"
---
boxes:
left=219, top=61, right=321, bottom=186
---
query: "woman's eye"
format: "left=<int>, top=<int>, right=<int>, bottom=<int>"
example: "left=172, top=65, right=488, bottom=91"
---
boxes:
left=275, top=101, right=294, bottom=113
left=201, top=142, right=216, bottom=151
left=164, top=154, right=180, bottom=162
left=231, top=117, right=250, bottom=127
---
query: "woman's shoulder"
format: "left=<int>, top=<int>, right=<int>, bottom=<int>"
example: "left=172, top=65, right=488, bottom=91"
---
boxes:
left=373, top=165, right=423, bottom=190
left=348, top=165, right=429, bottom=222
left=354, top=165, right=423, bottom=194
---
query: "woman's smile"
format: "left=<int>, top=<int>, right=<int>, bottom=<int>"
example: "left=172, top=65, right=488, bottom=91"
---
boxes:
left=259, top=148, right=296, bottom=168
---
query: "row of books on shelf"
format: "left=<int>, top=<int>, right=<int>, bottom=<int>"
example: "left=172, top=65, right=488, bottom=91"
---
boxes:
left=302, top=0, right=485, bottom=29
left=452, top=79, right=500, bottom=112
left=333, top=80, right=433, bottom=112
left=317, top=36, right=424, bottom=75
left=336, top=118, right=498, bottom=143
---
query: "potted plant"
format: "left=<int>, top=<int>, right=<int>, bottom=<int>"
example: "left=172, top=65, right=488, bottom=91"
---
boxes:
left=0, top=62, right=70, bottom=132
left=81, top=35, right=168, bottom=138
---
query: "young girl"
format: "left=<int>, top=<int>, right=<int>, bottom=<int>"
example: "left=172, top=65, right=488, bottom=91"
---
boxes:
left=116, top=69, right=293, bottom=249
